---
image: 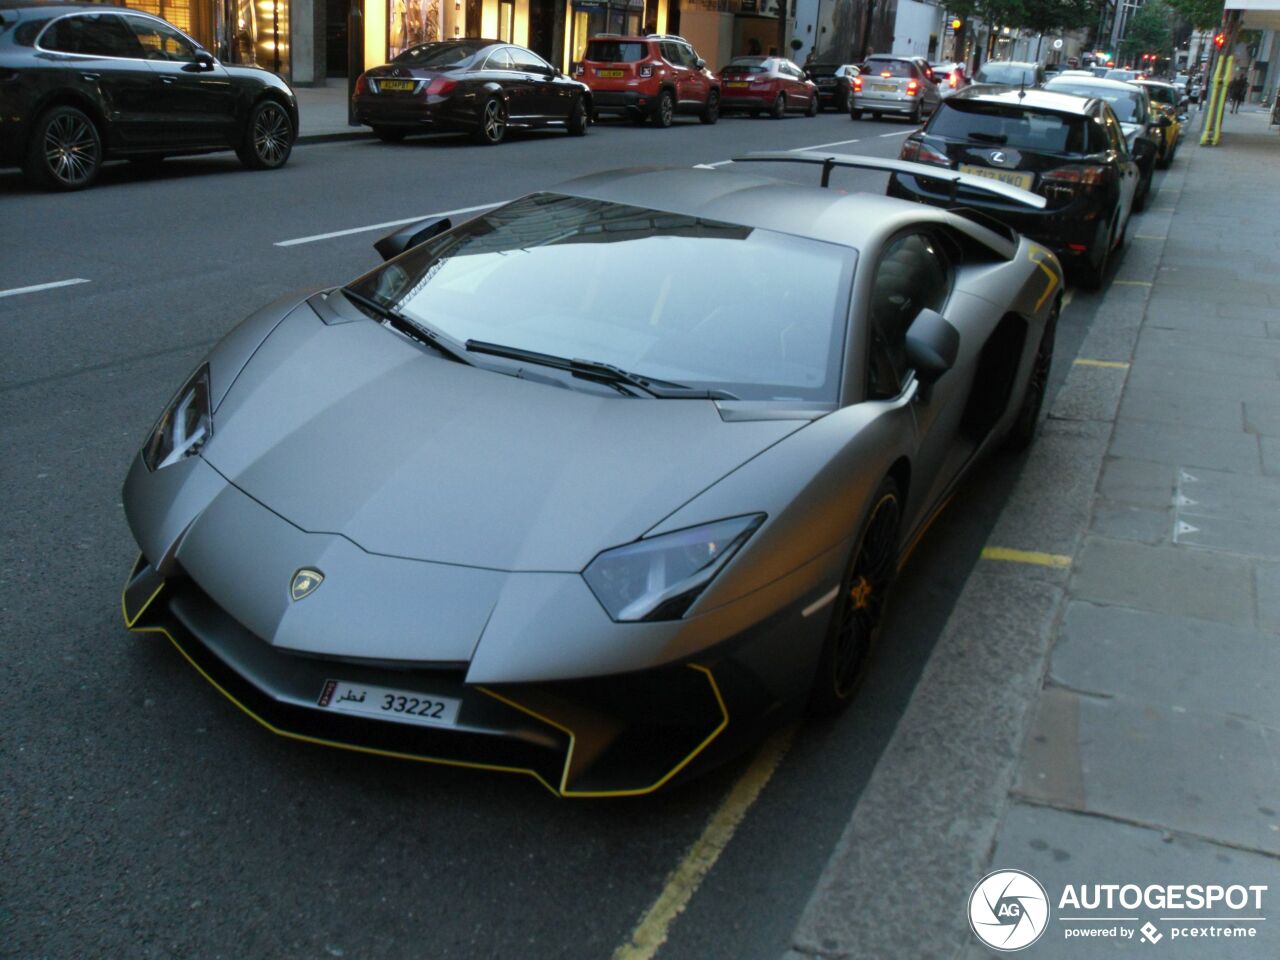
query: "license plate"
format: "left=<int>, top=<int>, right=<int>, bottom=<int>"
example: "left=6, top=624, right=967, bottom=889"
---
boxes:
left=378, top=79, right=415, bottom=92
left=317, top=679, right=461, bottom=728
left=597, top=69, right=624, bottom=78
left=959, top=164, right=1034, bottom=190
left=872, top=83, right=897, bottom=92
left=726, top=81, right=749, bottom=88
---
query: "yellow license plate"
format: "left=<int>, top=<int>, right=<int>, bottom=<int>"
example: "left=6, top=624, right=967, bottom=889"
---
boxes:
left=597, top=69, right=624, bottom=78
left=379, top=79, right=415, bottom=91
left=726, top=81, right=749, bottom=88
left=873, top=83, right=896, bottom=92
left=959, top=164, right=1034, bottom=191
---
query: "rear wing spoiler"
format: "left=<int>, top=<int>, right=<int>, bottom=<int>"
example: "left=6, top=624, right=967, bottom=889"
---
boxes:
left=732, top=151, right=1048, bottom=210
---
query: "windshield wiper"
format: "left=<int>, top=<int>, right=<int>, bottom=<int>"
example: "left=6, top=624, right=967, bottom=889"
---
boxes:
left=464, top=340, right=739, bottom=400
left=341, top=287, right=472, bottom=365
left=969, top=132, right=1008, bottom=143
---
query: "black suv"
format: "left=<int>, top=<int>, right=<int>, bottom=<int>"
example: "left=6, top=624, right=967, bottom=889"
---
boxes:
left=888, top=87, right=1140, bottom=287
left=0, top=3, right=298, bottom=189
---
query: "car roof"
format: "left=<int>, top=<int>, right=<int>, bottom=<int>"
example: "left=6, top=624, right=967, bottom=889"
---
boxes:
left=553, top=166, right=984, bottom=252
left=946, top=86, right=1098, bottom=116
left=1045, top=75, right=1145, bottom=93
left=979, top=60, right=1039, bottom=68
left=0, top=1, right=116, bottom=14
left=1134, top=78, right=1175, bottom=88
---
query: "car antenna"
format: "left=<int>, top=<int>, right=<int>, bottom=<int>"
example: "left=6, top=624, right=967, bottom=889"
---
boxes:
left=1018, top=78, right=1026, bottom=99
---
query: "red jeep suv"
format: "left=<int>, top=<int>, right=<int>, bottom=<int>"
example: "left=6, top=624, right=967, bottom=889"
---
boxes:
left=576, top=35, right=720, bottom=126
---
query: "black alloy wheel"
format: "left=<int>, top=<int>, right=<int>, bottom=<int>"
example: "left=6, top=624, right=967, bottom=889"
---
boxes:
left=850, top=107, right=863, bottom=120
left=836, top=89, right=849, bottom=112
left=474, top=97, right=508, bottom=144
left=1077, top=218, right=1114, bottom=290
left=238, top=100, right=293, bottom=170
left=1006, top=304, right=1058, bottom=450
left=910, top=100, right=923, bottom=124
left=1133, top=160, right=1152, bottom=211
left=807, top=479, right=901, bottom=716
left=770, top=92, right=787, bottom=118
left=27, top=106, right=101, bottom=191
left=374, top=126, right=407, bottom=142
left=568, top=97, right=589, bottom=136
left=699, top=90, right=720, bottom=124
left=653, top=90, right=675, bottom=127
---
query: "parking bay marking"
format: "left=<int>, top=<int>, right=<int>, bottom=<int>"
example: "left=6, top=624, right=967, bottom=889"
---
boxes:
left=0, top=278, right=90, bottom=299
left=1073, top=358, right=1130, bottom=369
left=613, top=724, right=798, bottom=960
left=273, top=202, right=503, bottom=247
left=878, top=129, right=914, bottom=137
left=794, top=137, right=862, bottom=151
left=980, top=546, right=1072, bottom=568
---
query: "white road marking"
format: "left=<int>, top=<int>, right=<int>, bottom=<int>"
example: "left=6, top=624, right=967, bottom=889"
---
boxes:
left=878, top=129, right=914, bottom=137
left=0, top=278, right=90, bottom=299
left=792, top=137, right=862, bottom=151
left=274, top=202, right=503, bottom=247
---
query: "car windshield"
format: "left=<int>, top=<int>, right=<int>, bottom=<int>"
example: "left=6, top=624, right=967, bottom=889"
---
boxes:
left=347, top=193, right=854, bottom=402
left=393, top=41, right=481, bottom=67
left=868, top=59, right=914, bottom=77
left=584, top=40, right=646, bottom=62
left=975, top=63, right=1037, bottom=85
left=928, top=101, right=1088, bottom=153
left=1046, top=81, right=1143, bottom=121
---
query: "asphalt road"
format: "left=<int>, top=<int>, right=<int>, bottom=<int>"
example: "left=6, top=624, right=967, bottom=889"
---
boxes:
left=0, top=110, right=1129, bottom=960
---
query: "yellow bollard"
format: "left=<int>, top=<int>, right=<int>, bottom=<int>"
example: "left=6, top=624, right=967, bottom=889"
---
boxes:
left=1202, top=55, right=1233, bottom=146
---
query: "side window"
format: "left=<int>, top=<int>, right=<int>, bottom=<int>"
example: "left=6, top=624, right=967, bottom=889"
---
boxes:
left=41, top=14, right=140, bottom=58
left=659, top=41, right=682, bottom=66
left=678, top=44, right=699, bottom=68
left=1103, top=109, right=1127, bottom=154
left=484, top=47, right=514, bottom=70
left=866, top=232, right=952, bottom=399
left=509, top=47, right=551, bottom=74
left=124, top=15, right=196, bottom=61
left=1088, top=118, right=1110, bottom=153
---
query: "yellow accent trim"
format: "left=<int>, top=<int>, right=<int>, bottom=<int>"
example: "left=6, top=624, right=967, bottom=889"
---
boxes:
left=132, top=623, right=561, bottom=797
left=612, top=722, right=797, bottom=960
left=1026, top=243, right=1059, bottom=313
left=980, top=546, right=1072, bottom=568
left=479, top=663, right=729, bottom=799
left=1072, top=358, right=1130, bottom=369
left=898, top=494, right=953, bottom=572
left=121, top=553, right=165, bottom=629
left=1111, top=280, right=1152, bottom=287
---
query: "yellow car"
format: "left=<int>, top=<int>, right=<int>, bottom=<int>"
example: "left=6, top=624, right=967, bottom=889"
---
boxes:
left=1135, top=80, right=1184, bottom=168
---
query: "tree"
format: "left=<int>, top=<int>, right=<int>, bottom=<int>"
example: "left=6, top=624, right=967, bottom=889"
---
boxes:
left=1166, top=0, right=1223, bottom=30
left=1013, top=0, right=1100, bottom=35
left=1119, top=0, right=1173, bottom=62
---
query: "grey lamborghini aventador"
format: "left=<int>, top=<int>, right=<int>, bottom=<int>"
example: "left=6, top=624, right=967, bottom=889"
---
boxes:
left=122, top=153, right=1063, bottom=797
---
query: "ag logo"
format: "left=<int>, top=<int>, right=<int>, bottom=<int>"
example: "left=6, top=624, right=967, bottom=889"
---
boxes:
left=968, top=869, right=1049, bottom=951
left=290, top=568, right=324, bottom=601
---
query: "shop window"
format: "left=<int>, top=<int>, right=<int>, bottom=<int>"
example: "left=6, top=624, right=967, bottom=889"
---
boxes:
left=389, top=0, right=441, bottom=58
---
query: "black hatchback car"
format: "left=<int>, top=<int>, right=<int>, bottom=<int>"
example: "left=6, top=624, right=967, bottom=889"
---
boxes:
left=0, top=2, right=298, bottom=190
left=887, top=87, right=1139, bottom=287
left=353, top=39, right=590, bottom=144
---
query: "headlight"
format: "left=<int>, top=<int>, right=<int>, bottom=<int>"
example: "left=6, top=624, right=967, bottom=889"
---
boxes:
left=583, top=514, right=764, bottom=622
left=142, top=364, right=213, bottom=471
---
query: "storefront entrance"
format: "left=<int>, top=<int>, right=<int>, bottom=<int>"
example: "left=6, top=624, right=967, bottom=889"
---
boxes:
left=569, top=0, right=643, bottom=64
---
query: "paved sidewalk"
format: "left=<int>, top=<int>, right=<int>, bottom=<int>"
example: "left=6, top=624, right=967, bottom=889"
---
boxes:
left=294, top=82, right=370, bottom=141
left=785, top=109, right=1280, bottom=958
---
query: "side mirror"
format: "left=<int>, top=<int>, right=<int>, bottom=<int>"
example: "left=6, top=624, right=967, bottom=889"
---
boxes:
left=695, top=57, right=706, bottom=69
left=905, top=308, right=959, bottom=399
left=374, top=216, right=452, bottom=260
left=193, top=49, right=216, bottom=69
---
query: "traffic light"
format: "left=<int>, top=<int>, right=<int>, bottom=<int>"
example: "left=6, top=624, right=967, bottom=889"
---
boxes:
left=950, top=18, right=963, bottom=29
left=1214, top=32, right=1226, bottom=48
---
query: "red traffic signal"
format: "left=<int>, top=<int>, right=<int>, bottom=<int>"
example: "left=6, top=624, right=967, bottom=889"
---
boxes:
left=1214, top=32, right=1226, bottom=48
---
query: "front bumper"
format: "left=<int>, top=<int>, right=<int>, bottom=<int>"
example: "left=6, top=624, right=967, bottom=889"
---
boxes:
left=122, top=553, right=809, bottom=797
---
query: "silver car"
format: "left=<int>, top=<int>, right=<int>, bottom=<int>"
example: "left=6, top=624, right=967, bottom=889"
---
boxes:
left=122, top=156, right=1060, bottom=797
left=850, top=55, right=941, bottom=122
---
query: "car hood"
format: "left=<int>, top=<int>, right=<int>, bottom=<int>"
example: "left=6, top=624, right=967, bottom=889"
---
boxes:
left=204, top=304, right=805, bottom=572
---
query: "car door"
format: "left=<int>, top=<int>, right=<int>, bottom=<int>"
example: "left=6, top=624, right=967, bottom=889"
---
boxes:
left=863, top=230, right=967, bottom=517
left=676, top=42, right=707, bottom=107
left=35, top=12, right=154, bottom=149
left=659, top=41, right=694, bottom=107
left=1100, top=105, right=1138, bottom=225
left=507, top=46, right=561, bottom=119
left=122, top=13, right=235, bottom=147
left=482, top=46, right=529, bottom=120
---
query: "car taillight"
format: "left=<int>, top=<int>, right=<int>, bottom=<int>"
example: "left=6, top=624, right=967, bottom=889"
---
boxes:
left=354, top=72, right=368, bottom=96
left=948, top=72, right=958, bottom=88
left=906, top=79, right=919, bottom=95
left=425, top=76, right=456, bottom=96
left=900, top=139, right=950, bottom=166
left=1042, top=164, right=1109, bottom=188
left=880, top=70, right=891, bottom=78
left=852, top=76, right=863, bottom=91
left=639, top=62, right=656, bottom=78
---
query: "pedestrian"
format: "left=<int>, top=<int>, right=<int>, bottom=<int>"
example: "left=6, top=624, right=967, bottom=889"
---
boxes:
left=1228, top=73, right=1248, bottom=113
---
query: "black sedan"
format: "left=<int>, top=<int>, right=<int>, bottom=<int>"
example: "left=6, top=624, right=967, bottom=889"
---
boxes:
left=804, top=62, right=860, bottom=112
left=353, top=40, right=590, bottom=145
left=0, top=2, right=297, bottom=190
left=887, top=88, right=1139, bottom=288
